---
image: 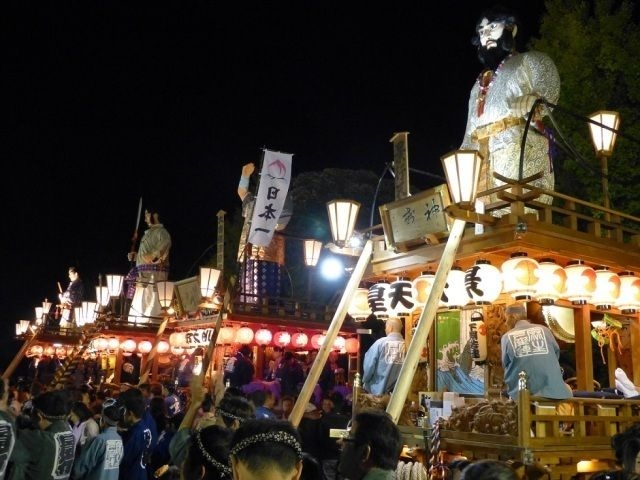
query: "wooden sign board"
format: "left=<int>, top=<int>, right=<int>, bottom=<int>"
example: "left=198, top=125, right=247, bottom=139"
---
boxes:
left=379, top=184, right=452, bottom=252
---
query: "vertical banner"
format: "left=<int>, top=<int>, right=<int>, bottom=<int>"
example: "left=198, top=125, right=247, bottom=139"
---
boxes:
left=248, top=150, right=293, bottom=247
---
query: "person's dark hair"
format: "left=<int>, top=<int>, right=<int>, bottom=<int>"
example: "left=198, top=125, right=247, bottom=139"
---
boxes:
left=102, top=398, right=126, bottom=426
left=239, top=345, right=252, bottom=357
left=183, top=425, right=233, bottom=480
left=284, top=351, right=294, bottom=361
left=472, top=5, right=519, bottom=46
left=229, top=418, right=302, bottom=476
left=249, top=389, right=267, bottom=408
left=117, top=387, right=146, bottom=418
left=68, top=266, right=79, bottom=274
left=32, top=389, right=73, bottom=420
left=611, top=422, right=640, bottom=464
left=301, top=452, right=324, bottom=480
left=216, top=395, right=255, bottom=428
left=149, top=396, right=168, bottom=431
left=222, top=386, right=244, bottom=400
left=351, top=409, right=402, bottom=471
left=71, top=401, right=93, bottom=423
left=460, top=459, right=518, bottom=480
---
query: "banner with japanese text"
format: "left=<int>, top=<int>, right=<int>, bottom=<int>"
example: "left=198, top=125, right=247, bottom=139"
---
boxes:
left=248, top=149, right=293, bottom=247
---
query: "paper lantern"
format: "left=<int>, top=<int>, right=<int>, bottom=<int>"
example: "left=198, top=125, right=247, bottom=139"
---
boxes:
left=367, top=281, right=390, bottom=318
left=157, top=340, right=170, bottom=354
left=386, top=277, right=418, bottom=316
left=564, top=260, right=596, bottom=305
left=254, top=328, right=273, bottom=346
left=592, top=267, right=620, bottom=310
left=138, top=340, right=153, bottom=354
left=501, top=252, right=540, bottom=301
left=310, top=334, right=325, bottom=349
left=170, top=332, right=187, bottom=347
left=273, top=331, right=291, bottom=347
left=218, top=326, right=235, bottom=344
left=106, top=274, right=124, bottom=297
left=443, top=266, right=470, bottom=309
left=171, top=345, right=184, bottom=355
left=345, top=337, right=359, bottom=354
left=96, top=286, right=110, bottom=307
left=465, top=260, right=502, bottom=305
left=412, top=271, right=436, bottom=307
left=535, top=258, right=567, bottom=305
left=44, top=346, right=55, bottom=356
left=333, top=336, right=346, bottom=351
left=121, top=339, right=137, bottom=353
left=235, top=326, right=254, bottom=345
left=55, top=347, right=67, bottom=357
left=291, top=332, right=309, bottom=348
left=30, top=345, right=44, bottom=357
left=615, top=271, right=640, bottom=314
left=347, top=288, right=371, bottom=320
left=95, top=337, right=109, bottom=351
left=107, top=337, right=120, bottom=351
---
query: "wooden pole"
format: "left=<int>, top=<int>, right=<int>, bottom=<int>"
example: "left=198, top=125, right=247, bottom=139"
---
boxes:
left=386, top=218, right=466, bottom=422
left=289, top=240, right=373, bottom=427
left=3, top=332, right=39, bottom=381
left=138, top=314, right=172, bottom=385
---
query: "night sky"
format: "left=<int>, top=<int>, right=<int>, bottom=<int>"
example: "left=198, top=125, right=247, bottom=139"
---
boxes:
left=3, top=1, right=547, bottom=370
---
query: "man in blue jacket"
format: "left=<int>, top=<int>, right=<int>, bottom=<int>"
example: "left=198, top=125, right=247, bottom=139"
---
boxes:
left=362, top=317, right=405, bottom=395
left=117, top=388, right=156, bottom=480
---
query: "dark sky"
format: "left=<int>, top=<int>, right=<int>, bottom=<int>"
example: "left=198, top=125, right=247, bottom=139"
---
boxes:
left=3, top=1, right=547, bottom=368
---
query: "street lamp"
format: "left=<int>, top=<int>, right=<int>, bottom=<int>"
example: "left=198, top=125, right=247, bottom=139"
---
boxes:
left=303, top=239, right=323, bottom=301
left=589, top=111, right=620, bottom=212
left=327, top=199, right=360, bottom=248
left=303, top=239, right=323, bottom=267
left=200, top=267, right=221, bottom=307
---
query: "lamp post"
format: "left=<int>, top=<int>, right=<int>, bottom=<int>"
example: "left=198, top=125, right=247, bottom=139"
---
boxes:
left=386, top=149, right=483, bottom=423
left=303, top=239, right=322, bottom=301
left=326, top=199, right=360, bottom=248
left=589, top=111, right=620, bottom=218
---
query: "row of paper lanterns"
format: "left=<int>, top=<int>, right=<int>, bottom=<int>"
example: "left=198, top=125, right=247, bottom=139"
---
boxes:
left=347, top=254, right=640, bottom=318
left=168, top=328, right=359, bottom=353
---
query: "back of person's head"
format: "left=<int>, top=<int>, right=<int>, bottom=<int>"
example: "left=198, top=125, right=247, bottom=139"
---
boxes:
left=32, top=389, right=73, bottom=421
left=222, top=386, right=245, bottom=401
left=229, top=418, right=303, bottom=479
left=239, top=345, right=252, bottom=357
left=352, top=408, right=401, bottom=470
left=71, top=401, right=93, bottom=423
left=183, top=424, right=233, bottom=480
left=284, top=351, right=294, bottom=362
left=249, top=389, right=267, bottom=408
left=460, top=459, right=518, bottom=480
left=301, top=452, right=323, bottom=480
left=101, top=397, right=126, bottom=427
left=150, top=382, right=163, bottom=397
left=620, top=437, right=640, bottom=475
left=117, top=387, right=146, bottom=419
left=505, top=303, right=527, bottom=327
left=386, top=317, right=403, bottom=334
left=216, top=395, right=255, bottom=428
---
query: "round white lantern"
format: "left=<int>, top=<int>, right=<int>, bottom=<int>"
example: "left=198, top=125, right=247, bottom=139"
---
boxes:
left=592, top=266, right=620, bottom=310
left=615, top=271, right=640, bottom=314
left=443, top=266, right=470, bottom=309
left=535, top=258, right=567, bottom=305
left=412, top=270, right=436, bottom=307
left=563, top=260, right=596, bottom=305
left=291, top=332, right=309, bottom=348
left=348, top=288, right=371, bottom=320
left=367, top=281, right=390, bottom=318
left=386, top=277, right=418, bottom=316
left=235, top=326, right=254, bottom=345
left=501, top=252, right=540, bottom=301
left=273, top=331, right=291, bottom=348
left=254, top=328, right=273, bottom=346
left=465, top=259, right=502, bottom=305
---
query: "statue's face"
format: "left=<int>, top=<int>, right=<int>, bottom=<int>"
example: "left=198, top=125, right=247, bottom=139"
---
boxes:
left=477, top=17, right=506, bottom=49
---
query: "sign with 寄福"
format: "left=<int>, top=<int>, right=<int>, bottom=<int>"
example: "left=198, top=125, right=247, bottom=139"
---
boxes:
left=379, top=184, right=452, bottom=252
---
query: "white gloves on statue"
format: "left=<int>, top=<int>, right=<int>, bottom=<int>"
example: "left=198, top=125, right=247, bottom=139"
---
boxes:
left=509, top=94, right=540, bottom=117
left=615, top=367, right=640, bottom=398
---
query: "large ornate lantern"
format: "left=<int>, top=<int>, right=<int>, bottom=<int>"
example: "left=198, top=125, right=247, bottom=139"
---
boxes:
left=412, top=270, right=436, bottom=307
left=443, top=266, right=469, bottom=309
left=615, top=271, right=640, bottom=314
left=347, top=288, right=371, bottom=321
left=386, top=277, right=418, bottom=316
